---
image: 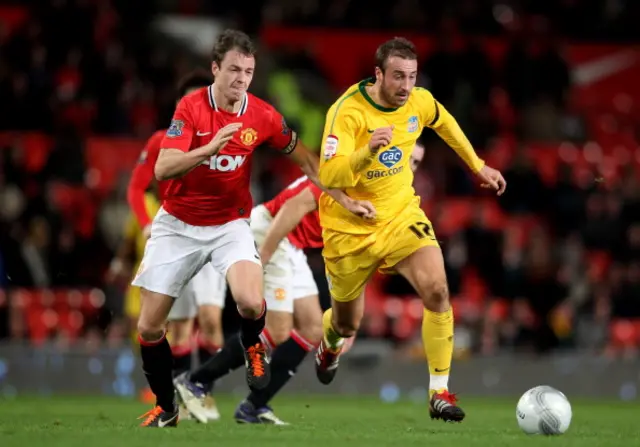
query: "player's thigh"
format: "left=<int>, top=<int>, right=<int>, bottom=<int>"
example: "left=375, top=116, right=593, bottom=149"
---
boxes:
left=138, top=289, right=175, bottom=337
left=209, top=219, right=263, bottom=311
left=394, top=245, right=449, bottom=311
left=323, top=230, right=379, bottom=304
left=133, top=208, right=210, bottom=299
left=166, top=318, right=194, bottom=346
left=293, top=295, right=323, bottom=344
left=379, top=205, right=440, bottom=274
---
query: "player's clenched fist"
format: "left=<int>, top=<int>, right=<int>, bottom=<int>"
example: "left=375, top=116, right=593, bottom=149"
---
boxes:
left=205, top=122, right=243, bottom=155
left=368, top=126, right=394, bottom=153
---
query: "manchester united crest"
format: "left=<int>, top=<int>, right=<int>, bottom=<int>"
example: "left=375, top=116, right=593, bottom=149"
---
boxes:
left=240, top=128, right=258, bottom=146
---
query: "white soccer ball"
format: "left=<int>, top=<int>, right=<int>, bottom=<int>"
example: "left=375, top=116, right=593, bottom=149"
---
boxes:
left=516, top=386, right=572, bottom=435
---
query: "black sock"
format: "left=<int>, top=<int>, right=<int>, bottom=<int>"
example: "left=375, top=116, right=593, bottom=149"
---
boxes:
left=240, top=301, right=266, bottom=348
left=247, top=334, right=310, bottom=408
left=139, top=333, right=175, bottom=412
left=171, top=348, right=192, bottom=378
left=190, top=333, right=244, bottom=387
left=197, top=343, right=218, bottom=393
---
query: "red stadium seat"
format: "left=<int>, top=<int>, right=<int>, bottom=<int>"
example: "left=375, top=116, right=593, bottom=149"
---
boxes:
left=609, top=319, right=639, bottom=348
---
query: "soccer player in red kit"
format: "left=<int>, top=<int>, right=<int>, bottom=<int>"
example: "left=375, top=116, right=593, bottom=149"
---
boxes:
left=128, top=70, right=226, bottom=422
left=133, top=30, right=373, bottom=428
left=176, top=144, right=423, bottom=424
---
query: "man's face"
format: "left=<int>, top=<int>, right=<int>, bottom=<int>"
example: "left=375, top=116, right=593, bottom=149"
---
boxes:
left=410, top=144, right=424, bottom=172
left=375, top=56, right=418, bottom=108
left=211, top=49, right=255, bottom=102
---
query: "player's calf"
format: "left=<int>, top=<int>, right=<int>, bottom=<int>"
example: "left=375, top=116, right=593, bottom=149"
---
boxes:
left=228, top=261, right=271, bottom=390
left=137, top=290, right=177, bottom=420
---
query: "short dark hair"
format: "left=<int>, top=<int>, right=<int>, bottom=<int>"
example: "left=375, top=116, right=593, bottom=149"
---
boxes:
left=176, top=69, right=212, bottom=98
left=375, top=37, right=418, bottom=71
left=211, top=29, right=256, bottom=66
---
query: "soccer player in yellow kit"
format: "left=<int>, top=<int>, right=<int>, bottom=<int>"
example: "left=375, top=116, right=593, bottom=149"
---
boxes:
left=315, top=37, right=507, bottom=422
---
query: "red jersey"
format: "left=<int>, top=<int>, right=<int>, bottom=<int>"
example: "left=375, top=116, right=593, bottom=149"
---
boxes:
left=263, top=176, right=323, bottom=250
left=160, top=85, right=297, bottom=226
left=127, top=129, right=169, bottom=228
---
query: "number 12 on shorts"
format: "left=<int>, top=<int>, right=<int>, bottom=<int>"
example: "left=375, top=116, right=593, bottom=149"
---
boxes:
left=408, top=222, right=436, bottom=240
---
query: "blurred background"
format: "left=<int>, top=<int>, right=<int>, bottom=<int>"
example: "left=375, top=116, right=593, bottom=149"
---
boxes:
left=1, top=0, right=640, bottom=399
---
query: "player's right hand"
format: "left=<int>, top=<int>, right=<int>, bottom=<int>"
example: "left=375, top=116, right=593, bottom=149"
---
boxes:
left=477, top=164, right=507, bottom=196
left=207, top=123, right=243, bottom=155
left=349, top=200, right=377, bottom=220
left=368, top=126, right=394, bottom=153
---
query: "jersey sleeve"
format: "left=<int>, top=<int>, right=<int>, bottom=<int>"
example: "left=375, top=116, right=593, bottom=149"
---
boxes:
left=265, top=108, right=298, bottom=155
left=160, top=97, right=195, bottom=152
left=415, top=87, right=442, bottom=128
left=127, top=131, right=163, bottom=228
left=318, top=104, right=362, bottom=189
left=416, top=88, right=485, bottom=173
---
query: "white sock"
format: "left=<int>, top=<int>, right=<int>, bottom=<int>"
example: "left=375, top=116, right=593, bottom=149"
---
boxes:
left=430, top=374, right=449, bottom=392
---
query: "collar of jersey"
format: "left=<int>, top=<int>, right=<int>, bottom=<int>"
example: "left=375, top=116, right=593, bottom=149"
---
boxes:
left=358, top=78, right=399, bottom=113
left=208, top=84, right=248, bottom=117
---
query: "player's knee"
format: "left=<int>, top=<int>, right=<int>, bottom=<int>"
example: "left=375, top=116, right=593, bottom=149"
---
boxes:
left=421, top=279, right=450, bottom=310
left=167, top=320, right=192, bottom=345
left=296, top=320, right=323, bottom=344
left=266, top=325, right=291, bottom=346
left=137, top=318, right=165, bottom=342
left=333, top=319, right=360, bottom=338
left=235, top=292, right=264, bottom=318
left=197, top=317, right=218, bottom=340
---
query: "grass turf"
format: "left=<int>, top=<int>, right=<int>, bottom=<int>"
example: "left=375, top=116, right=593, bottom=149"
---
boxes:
left=0, top=395, right=637, bottom=447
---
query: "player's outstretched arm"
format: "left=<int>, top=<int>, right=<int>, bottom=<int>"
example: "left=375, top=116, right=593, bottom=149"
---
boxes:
left=127, top=132, right=163, bottom=230
left=105, top=217, right=136, bottom=284
left=427, top=99, right=507, bottom=195
left=155, top=123, right=242, bottom=180
left=259, top=187, right=318, bottom=265
left=288, top=140, right=375, bottom=217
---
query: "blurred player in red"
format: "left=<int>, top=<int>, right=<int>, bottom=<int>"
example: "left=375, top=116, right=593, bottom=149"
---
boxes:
left=175, top=143, right=423, bottom=424
left=133, top=29, right=373, bottom=428
left=127, top=70, right=225, bottom=422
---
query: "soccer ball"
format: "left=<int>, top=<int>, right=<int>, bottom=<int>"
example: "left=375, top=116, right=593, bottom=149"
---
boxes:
left=516, top=386, right=572, bottom=435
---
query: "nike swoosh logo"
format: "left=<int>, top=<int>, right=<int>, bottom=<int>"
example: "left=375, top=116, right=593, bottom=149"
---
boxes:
left=196, top=131, right=211, bottom=136
left=367, top=129, right=374, bottom=133
left=434, top=367, right=450, bottom=373
left=158, top=413, right=178, bottom=427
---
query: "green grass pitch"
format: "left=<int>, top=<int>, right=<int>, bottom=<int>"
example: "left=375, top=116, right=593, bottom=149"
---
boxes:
left=0, top=395, right=637, bottom=447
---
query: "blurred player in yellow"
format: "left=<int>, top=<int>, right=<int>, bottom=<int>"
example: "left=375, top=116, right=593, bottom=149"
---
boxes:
left=108, top=192, right=161, bottom=337
left=106, top=192, right=161, bottom=405
left=316, top=37, right=507, bottom=422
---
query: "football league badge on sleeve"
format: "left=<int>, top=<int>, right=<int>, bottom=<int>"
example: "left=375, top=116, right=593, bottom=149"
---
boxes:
left=167, top=120, right=184, bottom=138
left=408, top=116, right=419, bottom=133
left=324, top=135, right=338, bottom=160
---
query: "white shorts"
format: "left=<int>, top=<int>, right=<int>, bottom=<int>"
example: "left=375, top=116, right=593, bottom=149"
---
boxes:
left=132, top=207, right=261, bottom=299
left=167, top=262, right=226, bottom=320
left=250, top=205, right=319, bottom=313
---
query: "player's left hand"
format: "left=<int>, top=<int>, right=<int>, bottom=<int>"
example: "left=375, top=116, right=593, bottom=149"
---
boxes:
left=477, top=165, right=507, bottom=196
left=347, top=200, right=376, bottom=220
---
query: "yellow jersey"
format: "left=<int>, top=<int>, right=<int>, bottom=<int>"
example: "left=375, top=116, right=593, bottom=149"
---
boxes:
left=124, top=192, right=161, bottom=271
left=318, top=78, right=484, bottom=235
